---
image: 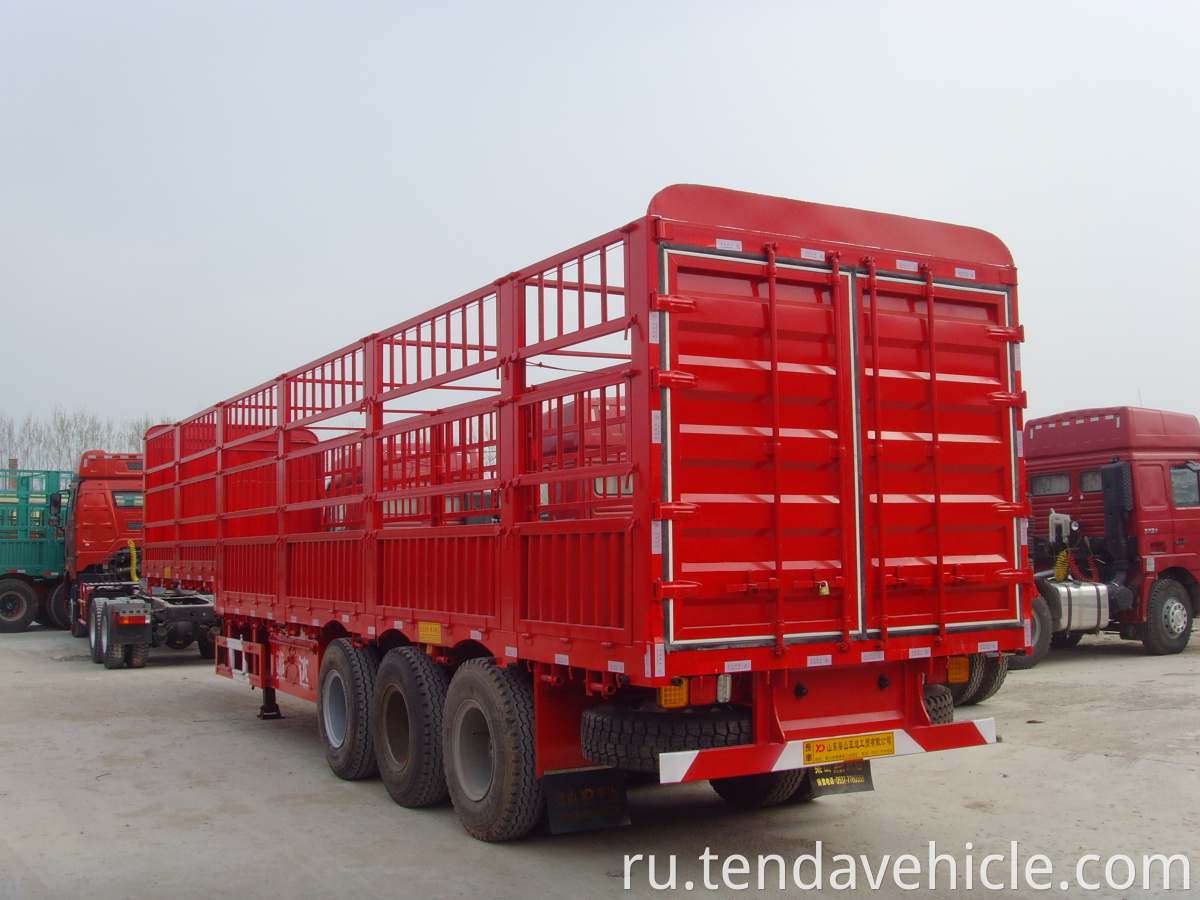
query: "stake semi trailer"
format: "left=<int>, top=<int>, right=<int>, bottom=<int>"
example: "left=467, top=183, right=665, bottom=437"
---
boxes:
left=0, top=467, right=71, bottom=632
left=142, top=185, right=1031, bottom=840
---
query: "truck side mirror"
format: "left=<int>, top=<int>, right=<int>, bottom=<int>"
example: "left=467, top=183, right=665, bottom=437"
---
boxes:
left=48, top=491, right=62, bottom=526
left=1187, top=461, right=1200, bottom=473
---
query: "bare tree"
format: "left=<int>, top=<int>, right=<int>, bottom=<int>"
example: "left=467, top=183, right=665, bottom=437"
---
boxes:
left=0, top=407, right=167, bottom=471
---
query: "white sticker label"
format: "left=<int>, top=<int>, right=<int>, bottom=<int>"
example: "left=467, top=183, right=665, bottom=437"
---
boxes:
left=861, top=650, right=885, bottom=663
left=649, top=311, right=660, bottom=344
left=801, top=248, right=824, bottom=262
left=955, top=267, right=977, bottom=280
left=654, top=643, right=666, bottom=678
left=908, top=647, right=932, bottom=659
left=978, top=640, right=999, bottom=653
left=1023, top=619, right=1032, bottom=648
left=1020, top=518, right=1029, bottom=547
left=394, top=620, right=404, bottom=630
left=607, top=660, right=625, bottom=674
left=554, top=653, right=569, bottom=666
left=652, top=410, right=662, bottom=444
left=470, top=630, right=482, bottom=640
left=807, top=654, right=833, bottom=667
left=342, top=615, right=350, bottom=623
left=1013, top=344, right=1022, bottom=372
left=897, top=259, right=919, bottom=273
left=716, top=238, right=743, bottom=252
left=1146, top=557, right=1156, bottom=572
left=505, top=646, right=518, bottom=658
left=724, top=659, right=752, bottom=673
left=367, top=626, right=376, bottom=635
left=1016, top=431, right=1024, bottom=458
left=644, top=646, right=652, bottom=678
left=652, top=520, right=663, bottom=555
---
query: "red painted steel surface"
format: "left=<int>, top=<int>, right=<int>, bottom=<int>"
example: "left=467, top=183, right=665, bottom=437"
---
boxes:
left=142, top=186, right=1027, bottom=774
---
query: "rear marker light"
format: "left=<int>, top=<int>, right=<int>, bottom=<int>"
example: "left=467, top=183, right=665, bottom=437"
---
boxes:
left=716, top=674, right=732, bottom=704
left=947, top=656, right=970, bottom=684
left=659, top=682, right=688, bottom=709
left=689, top=675, right=717, bottom=706
left=115, top=614, right=150, bottom=627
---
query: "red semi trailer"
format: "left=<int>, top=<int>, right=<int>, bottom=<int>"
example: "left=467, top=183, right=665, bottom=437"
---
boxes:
left=142, top=185, right=1030, bottom=840
left=1020, top=407, right=1199, bottom=667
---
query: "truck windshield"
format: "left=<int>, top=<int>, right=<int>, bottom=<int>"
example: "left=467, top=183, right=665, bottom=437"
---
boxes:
left=112, top=491, right=144, bottom=508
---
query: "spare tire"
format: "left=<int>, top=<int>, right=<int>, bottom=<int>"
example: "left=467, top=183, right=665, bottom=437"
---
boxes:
left=581, top=703, right=752, bottom=773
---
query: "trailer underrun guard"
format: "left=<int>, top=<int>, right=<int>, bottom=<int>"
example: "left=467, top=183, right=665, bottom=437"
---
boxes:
left=141, top=185, right=1029, bottom=840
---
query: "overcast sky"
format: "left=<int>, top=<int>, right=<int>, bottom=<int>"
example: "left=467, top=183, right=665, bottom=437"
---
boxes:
left=2, top=1, right=1197, bottom=427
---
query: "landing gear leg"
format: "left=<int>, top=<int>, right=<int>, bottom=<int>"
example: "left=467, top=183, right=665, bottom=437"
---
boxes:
left=258, top=686, right=282, bottom=720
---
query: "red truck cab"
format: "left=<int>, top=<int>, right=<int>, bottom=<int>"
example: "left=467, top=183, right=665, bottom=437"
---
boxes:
left=1023, top=407, right=1199, bottom=665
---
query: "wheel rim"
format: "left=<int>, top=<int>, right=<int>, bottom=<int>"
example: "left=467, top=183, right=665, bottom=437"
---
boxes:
left=322, top=670, right=349, bottom=749
left=380, top=683, right=412, bottom=772
left=0, top=591, right=22, bottom=622
left=88, top=607, right=97, bottom=646
left=453, top=699, right=494, bottom=802
left=1162, top=598, right=1189, bottom=638
left=100, top=611, right=107, bottom=653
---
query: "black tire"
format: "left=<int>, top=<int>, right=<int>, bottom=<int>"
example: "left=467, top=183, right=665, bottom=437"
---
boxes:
left=787, top=768, right=816, bottom=804
left=196, top=634, right=216, bottom=660
left=949, top=654, right=986, bottom=706
left=87, top=601, right=105, bottom=663
left=711, top=769, right=808, bottom=809
left=46, top=582, right=70, bottom=631
left=373, top=647, right=450, bottom=808
left=316, top=638, right=379, bottom=780
left=959, top=654, right=1008, bottom=706
left=126, top=643, right=150, bottom=668
left=1050, top=631, right=1084, bottom=649
left=923, top=684, right=954, bottom=725
left=69, top=591, right=87, bottom=638
left=443, top=660, right=544, bottom=842
left=0, top=579, right=38, bottom=633
left=102, top=608, right=127, bottom=669
left=1009, top=593, right=1052, bottom=670
left=34, top=598, right=51, bottom=626
left=580, top=704, right=753, bottom=774
left=1142, top=577, right=1193, bottom=655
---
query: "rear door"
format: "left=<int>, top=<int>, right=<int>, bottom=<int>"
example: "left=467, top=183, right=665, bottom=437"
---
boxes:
left=659, top=247, right=1022, bottom=649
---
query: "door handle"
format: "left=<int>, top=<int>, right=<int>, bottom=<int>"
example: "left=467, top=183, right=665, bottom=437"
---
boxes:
left=1177, top=539, right=1188, bottom=546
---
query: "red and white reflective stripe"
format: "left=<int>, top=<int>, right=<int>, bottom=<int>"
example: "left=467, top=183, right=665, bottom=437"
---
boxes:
left=658, top=718, right=997, bottom=785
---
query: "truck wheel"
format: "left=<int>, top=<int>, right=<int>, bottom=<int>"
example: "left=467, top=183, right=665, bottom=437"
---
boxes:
left=102, top=609, right=127, bottom=669
left=787, top=769, right=816, bottom=804
left=0, top=579, right=38, bottom=633
left=87, top=602, right=106, bottom=663
left=1142, top=578, right=1193, bottom=655
left=317, top=638, right=379, bottom=780
left=580, top=704, right=753, bottom=773
left=923, top=684, right=954, bottom=724
left=47, top=583, right=71, bottom=631
left=443, top=659, right=544, bottom=842
left=959, top=654, right=1008, bottom=706
left=711, top=769, right=808, bottom=808
left=373, top=647, right=449, bottom=808
left=949, top=654, right=986, bottom=706
left=34, top=598, right=51, bottom=626
left=126, top=644, right=150, bottom=668
left=1050, top=632, right=1084, bottom=649
left=196, top=634, right=216, bottom=660
left=1009, top=593, right=1052, bottom=670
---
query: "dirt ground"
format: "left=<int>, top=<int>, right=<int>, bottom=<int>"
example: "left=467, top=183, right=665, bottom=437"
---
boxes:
left=1, top=626, right=1196, bottom=900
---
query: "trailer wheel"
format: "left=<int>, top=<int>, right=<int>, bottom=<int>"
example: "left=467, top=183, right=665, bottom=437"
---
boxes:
left=373, top=647, right=450, bottom=808
left=34, top=598, right=51, bottom=626
left=47, top=583, right=70, bottom=631
left=102, top=608, right=127, bottom=669
left=1142, top=578, right=1193, bottom=655
left=0, top=579, right=38, bottom=633
left=87, top=602, right=106, bottom=663
left=787, top=769, right=816, bottom=804
left=126, top=644, right=150, bottom=668
left=443, top=660, right=544, bottom=842
left=1050, top=632, right=1084, bottom=649
left=1009, top=594, right=1052, bottom=670
left=317, top=638, right=379, bottom=780
left=959, top=654, right=1008, bottom=706
left=580, top=703, right=753, bottom=773
left=923, top=684, right=954, bottom=725
left=711, top=768, right=808, bottom=809
left=949, top=654, right=986, bottom=706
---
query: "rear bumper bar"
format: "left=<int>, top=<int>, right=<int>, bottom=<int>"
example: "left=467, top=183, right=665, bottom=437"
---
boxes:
left=658, top=718, right=997, bottom=784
